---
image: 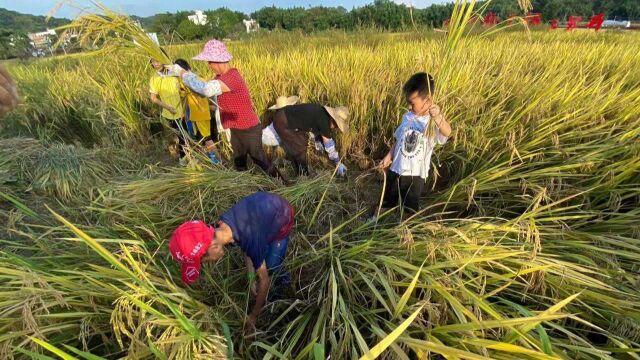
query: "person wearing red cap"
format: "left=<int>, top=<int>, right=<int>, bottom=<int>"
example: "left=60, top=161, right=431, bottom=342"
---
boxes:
left=169, top=191, right=294, bottom=335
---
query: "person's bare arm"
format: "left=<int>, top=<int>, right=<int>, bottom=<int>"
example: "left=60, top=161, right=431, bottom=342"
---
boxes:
left=218, top=80, right=231, bottom=93
left=149, top=93, right=176, bottom=114
left=244, top=255, right=255, bottom=273
left=245, top=262, right=269, bottom=336
left=245, top=255, right=257, bottom=296
left=381, top=143, right=396, bottom=168
left=429, top=105, right=451, bottom=137
left=0, top=65, right=19, bottom=115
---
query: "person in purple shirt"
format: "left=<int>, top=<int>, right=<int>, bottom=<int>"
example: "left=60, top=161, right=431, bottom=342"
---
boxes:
left=169, top=192, right=294, bottom=336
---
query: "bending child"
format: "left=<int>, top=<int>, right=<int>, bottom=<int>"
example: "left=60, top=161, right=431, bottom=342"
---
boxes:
left=169, top=192, right=294, bottom=336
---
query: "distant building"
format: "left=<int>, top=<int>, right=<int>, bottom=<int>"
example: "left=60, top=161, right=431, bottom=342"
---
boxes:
left=243, top=19, right=260, bottom=33
left=27, top=29, right=57, bottom=50
left=188, top=10, right=208, bottom=26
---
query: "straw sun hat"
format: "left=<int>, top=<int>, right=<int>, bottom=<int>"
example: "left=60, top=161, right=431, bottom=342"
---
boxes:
left=269, top=96, right=350, bottom=133
left=268, top=96, right=300, bottom=110
left=324, top=105, right=350, bottom=133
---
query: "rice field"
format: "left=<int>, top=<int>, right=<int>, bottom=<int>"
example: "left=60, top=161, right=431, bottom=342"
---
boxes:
left=1, top=17, right=640, bottom=360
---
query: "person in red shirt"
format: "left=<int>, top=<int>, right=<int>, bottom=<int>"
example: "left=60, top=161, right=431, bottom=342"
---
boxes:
left=168, top=40, right=285, bottom=181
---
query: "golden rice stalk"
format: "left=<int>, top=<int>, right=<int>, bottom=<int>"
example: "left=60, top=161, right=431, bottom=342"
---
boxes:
left=517, top=0, right=533, bottom=13
left=49, top=1, right=170, bottom=63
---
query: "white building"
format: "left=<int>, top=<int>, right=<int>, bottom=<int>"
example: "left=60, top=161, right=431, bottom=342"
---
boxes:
left=188, top=10, right=208, bottom=26
left=243, top=19, right=260, bottom=33
left=27, top=28, right=57, bottom=50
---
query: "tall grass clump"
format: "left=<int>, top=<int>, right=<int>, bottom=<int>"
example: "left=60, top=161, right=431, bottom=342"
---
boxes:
left=0, top=138, right=140, bottom=202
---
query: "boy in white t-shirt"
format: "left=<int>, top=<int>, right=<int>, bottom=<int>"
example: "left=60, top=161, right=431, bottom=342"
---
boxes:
left=378, top=72, right=452, bottom=219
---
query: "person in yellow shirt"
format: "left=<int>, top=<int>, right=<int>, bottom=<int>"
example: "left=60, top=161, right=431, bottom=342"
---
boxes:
left=174, top=59, right=221, bottom=165
left=149, top=57, right=188, bottom=165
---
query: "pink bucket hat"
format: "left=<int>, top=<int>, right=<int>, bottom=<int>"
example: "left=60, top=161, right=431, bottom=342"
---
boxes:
left=192, top=40, right=233, bottom=63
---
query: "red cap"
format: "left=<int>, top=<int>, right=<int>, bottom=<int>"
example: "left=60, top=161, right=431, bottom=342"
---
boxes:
left=169, top=221, right=214, bottom=284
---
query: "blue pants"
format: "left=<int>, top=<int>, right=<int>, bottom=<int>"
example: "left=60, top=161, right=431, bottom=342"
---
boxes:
left=265, top=236, right=290, bottom=288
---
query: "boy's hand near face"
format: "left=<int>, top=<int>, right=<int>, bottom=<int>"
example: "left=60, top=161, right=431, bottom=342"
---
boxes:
left=429, top=104, right=452, bottom=137
left=429, top=104, right=441, bottom=118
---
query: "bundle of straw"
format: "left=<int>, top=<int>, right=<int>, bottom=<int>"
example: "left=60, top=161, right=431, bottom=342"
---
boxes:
left=49, top=1, right=171, bottom=63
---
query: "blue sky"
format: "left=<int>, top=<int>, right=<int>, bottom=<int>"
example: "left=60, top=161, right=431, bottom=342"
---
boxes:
left=1, top=0, right=446, bottom=18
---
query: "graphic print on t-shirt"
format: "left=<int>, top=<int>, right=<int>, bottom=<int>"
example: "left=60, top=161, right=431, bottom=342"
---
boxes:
left=391, top=112, right=448, bottom=179
left=399, top=127, right=425, bottom=162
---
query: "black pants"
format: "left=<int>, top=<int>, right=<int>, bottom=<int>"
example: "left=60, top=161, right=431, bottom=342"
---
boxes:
left=230, top=124, right=280, bottom=179
left=381, top=170, right=424, bottom=214
left=169, top=118, right=187, bottom=159
left=273, top=110, right=310, bottom=176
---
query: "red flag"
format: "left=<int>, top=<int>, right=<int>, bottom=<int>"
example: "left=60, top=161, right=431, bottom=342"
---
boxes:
left=587, top=13, right=605, bottom=31
left=567, top=16, right=582, bottom=31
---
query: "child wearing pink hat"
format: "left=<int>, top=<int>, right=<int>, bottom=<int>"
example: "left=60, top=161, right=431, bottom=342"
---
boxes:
left=167, top=40, right=285, bottom=181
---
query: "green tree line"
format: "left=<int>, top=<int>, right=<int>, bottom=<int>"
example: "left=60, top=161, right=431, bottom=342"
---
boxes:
left=1, top=0, right=638, bottom=59
left=251, top=0, right=639, bottom=31
left=141, top=0, right=640, bottom=39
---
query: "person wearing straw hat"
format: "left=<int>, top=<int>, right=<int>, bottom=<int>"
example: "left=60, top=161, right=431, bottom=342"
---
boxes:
left=268, top=95, right=300, bottom=111
left=261, top=95, right=299, bottom=147
left=165, top=40, right=285, bottom=181
left=169, top=191, right=295, bottom=336
left=270, top=100, right=350, bottom=177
